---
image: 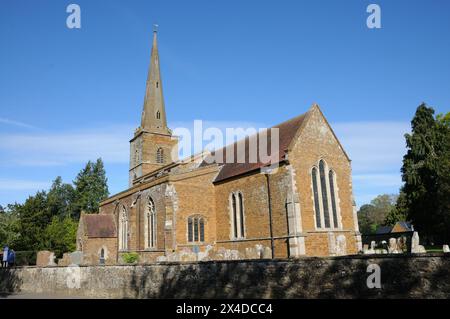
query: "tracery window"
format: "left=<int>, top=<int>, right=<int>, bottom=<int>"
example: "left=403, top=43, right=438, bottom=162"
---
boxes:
left=311, top=160, right=341, bottom=229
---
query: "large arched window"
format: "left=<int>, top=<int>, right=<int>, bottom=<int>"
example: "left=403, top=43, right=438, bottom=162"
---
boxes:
left=118, top=206, right=128, bottom=251
left=329, top=170, right=339, bottom=228
left=311, top=160, right=340, bottom=229
left=187, top=215, right=205, bottom=243
left=319, top=160, right=331, bottom=228
left=229, top=191, right=245, bottom=239
left=144, top=197, right=156, bottom=249
left=156, top=147, right=164, bottom=164
left=311, top=167, right=322, bottom=228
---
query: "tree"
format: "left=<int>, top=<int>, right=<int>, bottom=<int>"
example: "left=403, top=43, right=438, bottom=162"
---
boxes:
left=73, top=158, right=109, bottom=218
left=16, top=191, right=51, bottom=251
left=47, top=177, right=76, bottom=219
left=384, top=191, right=408, bottom=226
left=357, top=194, right=397, bottom=234
left=0, top=204, right=21, bottom=248
left=44, top=216, right=78, bottom=258
left=400, top=103, right=450, bottom=243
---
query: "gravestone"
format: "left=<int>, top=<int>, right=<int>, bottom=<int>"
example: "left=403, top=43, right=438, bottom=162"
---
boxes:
left=70, top=251, right=84, bottom=265
left=397, top=236, right=408, bottom=253
left=335, top=235, right=347, bottom=256
left=364, top=241, right=376, bottom=254
left=388, top=238, right=399, bottom=254
left=443, top=245, right=450, bottom=253
left=411, top=232, right=427, bottom=253
left=36, top=251, right=56, bottom=267
left=363, top=244, right=369, bottom=254
left=58, top=253, right=71, bottom=266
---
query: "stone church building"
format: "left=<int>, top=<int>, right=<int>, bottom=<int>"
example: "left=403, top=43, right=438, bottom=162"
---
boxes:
left=77, top=30, right=362, bottom=265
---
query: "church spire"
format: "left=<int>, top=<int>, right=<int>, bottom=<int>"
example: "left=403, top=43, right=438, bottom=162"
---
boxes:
left=140, top=25, right=170, bottom=134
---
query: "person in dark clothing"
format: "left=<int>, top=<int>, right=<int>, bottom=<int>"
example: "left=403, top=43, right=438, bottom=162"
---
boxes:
left=7, top=249, right=15, bottom=267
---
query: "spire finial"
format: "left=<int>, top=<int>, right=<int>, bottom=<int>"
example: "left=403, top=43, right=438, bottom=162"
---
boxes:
left=153, top=24, right=159, bottom=33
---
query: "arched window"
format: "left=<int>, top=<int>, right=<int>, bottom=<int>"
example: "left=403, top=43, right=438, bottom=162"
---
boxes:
left=118, top=206, right=128, bottom=250
left=238, top=192, right=245, bottom=238
left=311, top=167, right=321, bottom=228
left=100, top=248, right=105, bottom=258
left=319, top=160, right=331, bottom=228
left=311, top=160, right=340, bottom=229
left=156, top=110, right=160, bottom=119
left=231, top=193, right=238, bottom=238
left=156, top=148, right=164, bottom=164
left=329, top=170, right=339, bottom=228
left=229, top=192, right=245, bottom=239
left=187, top=215, right=205, bottom=243
left=144, top=197, right=156, bottom=249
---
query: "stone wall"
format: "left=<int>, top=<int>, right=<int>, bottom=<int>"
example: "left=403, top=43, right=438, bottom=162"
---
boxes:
left=1, top=254, right=449, bottom=298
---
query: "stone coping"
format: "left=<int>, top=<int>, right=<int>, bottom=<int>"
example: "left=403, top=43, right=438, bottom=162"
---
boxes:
left=5, top=252, right=448, bottom=269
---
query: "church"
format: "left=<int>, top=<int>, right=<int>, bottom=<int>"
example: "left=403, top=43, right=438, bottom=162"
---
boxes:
left=77, top=29, right=362, bottom=265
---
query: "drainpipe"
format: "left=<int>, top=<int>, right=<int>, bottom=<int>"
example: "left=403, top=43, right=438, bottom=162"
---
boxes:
left=113, top=200, right=120, bottom=263
left=264, top=170, right=275, bottom=259
left=131, top=191, right=142, bottom=251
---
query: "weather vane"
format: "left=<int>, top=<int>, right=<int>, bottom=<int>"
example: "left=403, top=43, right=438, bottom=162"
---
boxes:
left=153, top=24, right=159, bottom=32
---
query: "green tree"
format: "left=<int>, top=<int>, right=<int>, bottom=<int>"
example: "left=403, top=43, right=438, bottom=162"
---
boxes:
left=400, top=103, right=450, bottom=243
left=384, top=191, right=408, bottom=226
left=47, top=176, right=76, bottom=219
left=357, top=194, right=397, bottom=234
left=16, top=191, right=51, bottom=251
left=73, top=158, right=109, bottom=218
left=0, top=204, right=21, bottom=247
left=44, top=216, right=78, bottom=258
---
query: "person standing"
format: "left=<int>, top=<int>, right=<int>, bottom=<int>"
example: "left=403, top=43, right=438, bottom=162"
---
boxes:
left=2, top=245, right=9, bottom=267
left=7, top=249, right=15, bottom=267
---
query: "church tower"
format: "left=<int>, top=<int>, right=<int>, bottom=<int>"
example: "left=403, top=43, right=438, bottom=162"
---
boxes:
left=129, top=27, right=178, bottom=186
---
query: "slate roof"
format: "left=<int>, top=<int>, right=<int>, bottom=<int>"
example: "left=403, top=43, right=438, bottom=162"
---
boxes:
left=201, top=112, right=308, bottom=183
left=375, top=225, right=393, bottom=235
left=83, top=214, right=117, bottom=238
left=396, top=221, right=413, bottom=231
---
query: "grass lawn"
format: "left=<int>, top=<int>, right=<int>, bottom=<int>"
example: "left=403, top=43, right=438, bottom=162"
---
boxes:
left=424, top=246, right=443, bottom=253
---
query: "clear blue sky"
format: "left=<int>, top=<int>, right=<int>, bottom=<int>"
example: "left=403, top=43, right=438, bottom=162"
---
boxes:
left=0, top=0, right=449, bottom=207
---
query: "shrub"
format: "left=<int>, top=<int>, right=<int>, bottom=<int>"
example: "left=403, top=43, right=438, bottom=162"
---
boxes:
left=122, top=252, right=139, bottom=264
left=14, top=251, right=37, bottom=266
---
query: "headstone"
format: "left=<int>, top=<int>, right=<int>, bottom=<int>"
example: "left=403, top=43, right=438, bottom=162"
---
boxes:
left=335, top=235, right=347, bottom=256
left=69, top=251, right=84, bottom=265
left=364, top=241, right=376, bottom=254
left=388, top=238, right=399, bottom=254
left=58, top=253, right=71, bottom=266
left=443, top=245, right=450, bottom=253
left=255, top=244, right=264, bottom=259
left=156, top=256, right=167, bottom=262
left=397, top=237, right=405, bottom=252
left=260, top=247, right=271, bottom=259
left=363, top=244, right=369, bottom=254
left=245, top=247, right=258, bottom=259
left=36, top=251, right=56, bottom=267
left=197, top=245, right=213, bottom=261
left=328, top=233, right=336, bottom=256
left=411, top=232, right=427, bottom=253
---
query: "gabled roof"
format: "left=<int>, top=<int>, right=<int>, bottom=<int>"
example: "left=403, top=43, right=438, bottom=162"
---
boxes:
left=393, top=221, right=414, bottom=232
left=201, top=111, right=309, bottom=183
left=82, top=214, right=116, bottom=238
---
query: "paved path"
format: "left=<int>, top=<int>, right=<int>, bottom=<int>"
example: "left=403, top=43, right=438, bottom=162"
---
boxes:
left=1, top=293, right=86, bottom=299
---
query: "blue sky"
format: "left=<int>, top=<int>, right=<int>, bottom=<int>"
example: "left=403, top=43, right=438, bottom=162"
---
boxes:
left=0, top=0, right=449, bottom=208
